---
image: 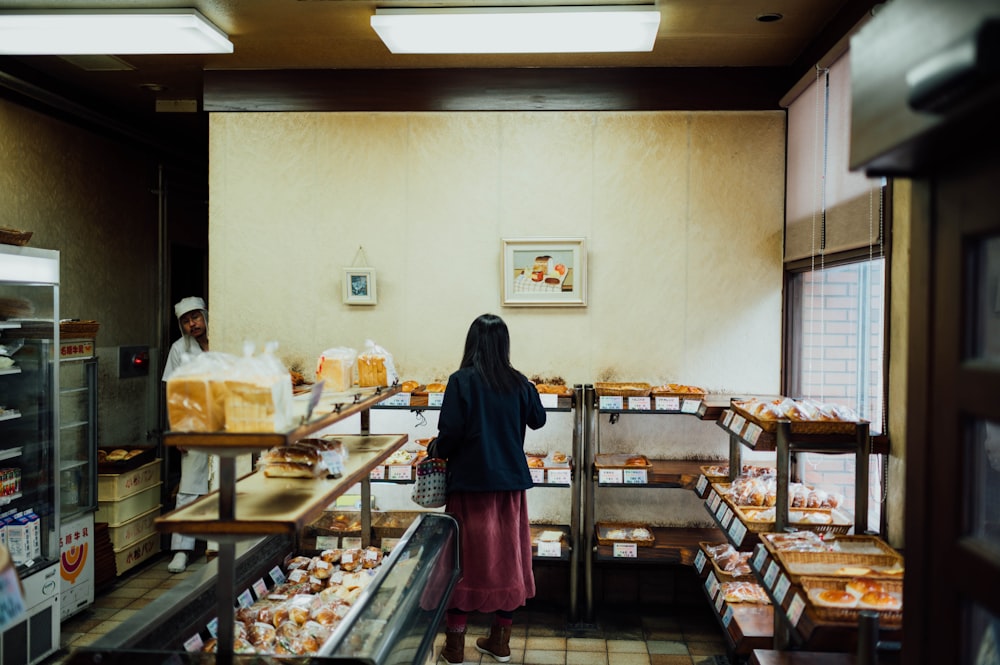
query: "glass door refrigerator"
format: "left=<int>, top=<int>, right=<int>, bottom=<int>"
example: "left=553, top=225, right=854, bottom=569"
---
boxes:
left=0, top=245, right=61, bottom=665
left=58, top=337, right=96, bottom=620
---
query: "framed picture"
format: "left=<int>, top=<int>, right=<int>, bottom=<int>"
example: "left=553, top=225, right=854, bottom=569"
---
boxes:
left=501, top=237, right=587, bottom=307
left=342, top=267, right=377, bottom=305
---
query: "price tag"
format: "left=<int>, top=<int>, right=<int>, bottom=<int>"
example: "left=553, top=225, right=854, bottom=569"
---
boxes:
left=547, top=468, right=571, bottom=485
left=787, top=592, right=806, bottom=627
left=342, top=536, right=362, bottom=549
left=704, top=571, right=720, bottom=598
left=623, top=468, right=648, bottom=484
left=752, top=545, right=768, bottom=572
left=696, top=474, right=709, bottom=495
left=628, top=396, right=651, bottom=410
left=655, top=396, right=680, bottom=411
left=745, top=423, right=763, bottom=446
left=715, top=589, right=726, bottom=613
left=537, top=540, right=562, bottom=557
left=252, top=578, right=268, bottom=599
left=288, top=569, right=308, bottom=583
left=529, top=468, right=545, bottom=484
left=183, top=634, right=205, bottom=652
left=694, top=550, right=707, bottom=574
left=428, top=392, right=445, bottom=407
left=369, top=466, right=385, bottom=480
left=612, top=542, right=638, bottom=558
left=722, top=605, right=734, bottom=628
left=539, top=393, right=559, bottom=409
left=729, top=414, right=746, bottom=435
left=599, top=395, right=624, bottom=410
left=774, top=573, right=791, bottom=606
left=381, top=393, right=411, bottom=407
left=315, top=536, right=339, bottom=550
left=598, top=469, right=624, bottom=484
left=728, top=517, right=747, bottom=546
left=388, top=465, right=412, bottom=481
left=721, top=409, right=734, bottom=427
left=708, top=491, right=721, bottom=512
left=269, top=565, right=286, bottom=585
left=237, top=589, right=254, bottom=608
left=206, top=617, right=218, bottom=638
left=764, top=561, right=779, bottom=589
left=681, top=399, right=700, bottom=414
left=720, top=507, right=734, bottom=529
left=381, top=538, right=401, bottom=553
left=716, top=501, right=729, bottom=521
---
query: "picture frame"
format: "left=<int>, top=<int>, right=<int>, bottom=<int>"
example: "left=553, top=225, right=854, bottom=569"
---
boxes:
left=342, top=267, right=377, bottom=305
left=501, top=237, right=587, bottom=307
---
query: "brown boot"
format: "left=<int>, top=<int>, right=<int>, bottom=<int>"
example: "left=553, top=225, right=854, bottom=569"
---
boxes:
left=439, top=627, right=465, bottom=664
left=475, top=624, right=511, bottom=663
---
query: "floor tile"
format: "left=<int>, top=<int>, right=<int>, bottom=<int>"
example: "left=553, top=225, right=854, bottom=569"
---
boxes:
left=92, top=596, right=133, bottom=609
left=646, top=640, right=689, bottom=655
left=649, top=656, right=695, bottom=665
left=607, top=654, right=651, bottom=665
left=685, top=641, right=727, bottom=656
left=526, top=636, right=567, bottom=651
left=566, top=651, right=608, bottom=665
left=566, top=637, right=606, bottom=652
left=606, top=639, right=647, bottom=654
left=523, top=649, right=566, bottom=665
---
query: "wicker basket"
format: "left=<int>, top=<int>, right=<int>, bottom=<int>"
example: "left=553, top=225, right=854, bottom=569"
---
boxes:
left=650, top=385, right=706, bottom=399
left=594, top=382, right=651, bottom=397
left=736, top=505, right=852, bottom=535
left=60, top=320, right=100, bottom=339
left=0, top=227, right=32, bottom=247
left=699, top=541, right=756, bottom=582
left=596, top=521, right=655, bottom=547
left=731, top=401, right=865, bottom=435
left=699, top=465, right=730, bottom=482
left=773, top=546, right=904, bottom=583
left=800, top=576, right=903, bottom=627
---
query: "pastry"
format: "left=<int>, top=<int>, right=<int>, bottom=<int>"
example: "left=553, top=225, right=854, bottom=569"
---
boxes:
left=625, top=455, right=648, bottom=467
left=426, top=382, right=446, bottom=393
left=400, top=380, right=420, bottom=392
left=817, top=589, right=857, bottom=606
left=527, top=456, right=544, bottom=468
left=551, top=451, right=568, bottom=464
left=859, top=591, right=902, bottom=610
left=846, top=577, right=884, bottom=598
left=97, top=450, right=108, bottom=463
left=263, top=462, right=323, bottom=478
left=106, top=449, right=129, bottom=461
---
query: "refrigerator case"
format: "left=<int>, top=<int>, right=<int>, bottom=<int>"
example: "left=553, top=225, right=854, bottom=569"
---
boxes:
left=58, top=340, right=97, bottom=620
left=0, top=245, right=61, bottom=665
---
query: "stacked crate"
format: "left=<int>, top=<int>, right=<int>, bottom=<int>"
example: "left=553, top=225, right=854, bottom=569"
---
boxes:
left=96, top=457, right=162, bottom=576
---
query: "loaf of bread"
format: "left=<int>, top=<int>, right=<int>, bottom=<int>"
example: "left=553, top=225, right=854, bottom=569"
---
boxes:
left=316, top=350, right=355, bottom=392
left=262, top=462, right=324, bottom=479
left=225, top=380, right=280, bottom=432
left=357, top=353, right=386, bottom=387
left=166, top=374, right=227, bottom=432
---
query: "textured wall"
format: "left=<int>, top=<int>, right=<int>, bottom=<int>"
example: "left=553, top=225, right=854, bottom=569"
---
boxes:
left=0, top=99, right=160, bottom=448
left=209, top=110, right=786, bottom=525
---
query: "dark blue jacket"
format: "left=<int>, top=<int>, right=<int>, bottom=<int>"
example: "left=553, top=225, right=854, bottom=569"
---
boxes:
left=428, top=367, right=546, bottom=493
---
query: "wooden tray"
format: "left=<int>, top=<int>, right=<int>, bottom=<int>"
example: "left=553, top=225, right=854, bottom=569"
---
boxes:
left=736, top=505, right=853, bottom=535
left=731, top=401, right=864, bottom=435
left=700, top=465, right=730, bottom=482
left=800, top=576, right=903, bottom=627
left=594, top=382, right=651, bottom=397
left=596, top=521, right=655, bottom=546
left=651, top=385, right=706, bottom=399
left=594, top=453, right=651, bottom=469
left=699, top=541, right=755, bottom=582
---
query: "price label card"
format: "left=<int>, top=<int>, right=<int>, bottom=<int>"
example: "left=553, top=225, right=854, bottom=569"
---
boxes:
left=696, top=474, right=709, bottom=495
left=704, top=571, right=720, bottom=598
left=207, top=617, right=219, bottom=638
left=183, top=634, right=205, bottom=653
left=342, top=537, right=362, bottom=549
left=708, top=491, right=722, bottom=512
left=764, top=561, right=779, bottom=589
left=269, top=565, right=286, bottom=585
left=774, top=573, right=791, bottom=606
left=599, top=395, right=624, bottom=410
left=729, top=519, right=748, bottom=546
left=721, top=507, right=734, bottom=529
left=529, top=468, right=545, bottom=484
left=787, top=592, right=806, bottom=627
left=388, top=465, right=412, bottom=481
left=237, top=589, right=254, bottom=608
left=716, top=501, right=729, bottom=521
left=722, top=605, right=734, bottom=628
left=539, top=393, right=559, bottom=409
left=537, top=540, right=562, bottom=557
left=598, top=469, right=624, bottom=484
left=381, top=538, right=401, bottom=553
left=252, top=578, right=268, bottom=600
left=628, top=396, right=651, bottom=410
left=655, top=396, right=681, bottom=411
left=612, top=542, right=638, bottom=558
left=315, top=536, right=339, bottom=550
left=729, top=414, right=746, bottom=435
left=547, top=468, right=571, bottom=485
left=694, top=550, right=707, bottom=573
left=381, top=393, right=410, bottom=407
left=428, top=393, right=445, bottom=407
left=752, top=545, right=768, bottom=572
left=721, top=409, right=734, bottom=427
left=681, top=399, right=700, bottom=414
left=715, top=589, right=726, bottom=613
left=623, top=468, right=648, bottom=484
left=369, top=466, right=385, bottom=480
left=745, top=423, right=763, bottom=446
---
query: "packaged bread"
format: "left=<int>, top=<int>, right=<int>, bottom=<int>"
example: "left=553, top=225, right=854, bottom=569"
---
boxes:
left=315, top=347, right=357, bottom=393
left=165, top=351, right=235, bottom=431
left=224, top=341, right=295, bottom=433
left=357, top=339, right=398, bottom=388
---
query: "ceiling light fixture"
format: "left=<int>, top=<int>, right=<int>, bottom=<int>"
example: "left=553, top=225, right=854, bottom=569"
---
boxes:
left=0, top=9, right=233, bottom=55
left=371, top=5, right=661, bottom=54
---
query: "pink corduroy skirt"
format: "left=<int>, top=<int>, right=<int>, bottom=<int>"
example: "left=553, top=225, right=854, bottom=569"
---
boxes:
left=445, top=490, right=535, bottom=613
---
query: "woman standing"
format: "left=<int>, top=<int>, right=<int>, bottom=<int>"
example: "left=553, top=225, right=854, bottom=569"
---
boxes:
left=428, top=314, right=547, bottom=664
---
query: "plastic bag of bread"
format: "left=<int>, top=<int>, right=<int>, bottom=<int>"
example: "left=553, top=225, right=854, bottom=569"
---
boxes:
left=356, top=339, right=399, bottom=388
left=224, top=341, right=295, bottom=433
left=315, top=346, right=358, bottom=393
left=166, top=351, right=237, bottom=431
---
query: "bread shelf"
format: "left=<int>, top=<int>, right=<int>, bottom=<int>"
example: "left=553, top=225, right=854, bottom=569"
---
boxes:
left=594, top=458, right=722, bottom=489
left=593, top=526, right=724, bottom=565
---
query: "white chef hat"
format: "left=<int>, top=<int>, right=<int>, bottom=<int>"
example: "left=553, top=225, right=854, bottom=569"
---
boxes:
left=174, top=296, right=206, bottom=319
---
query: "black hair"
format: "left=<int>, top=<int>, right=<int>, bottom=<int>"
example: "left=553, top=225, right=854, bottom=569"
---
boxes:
left=459, top=313, right=521, bottom=392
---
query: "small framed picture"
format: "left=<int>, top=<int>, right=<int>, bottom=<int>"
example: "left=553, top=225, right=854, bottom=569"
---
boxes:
left=502, top=237, right=587, bottom=307
left=342, top=267, right=377, bottom=305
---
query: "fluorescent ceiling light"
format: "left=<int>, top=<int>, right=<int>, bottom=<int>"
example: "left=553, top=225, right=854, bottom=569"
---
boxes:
left=371, top=5, right=661, bottom=54
left=0, top=9, right=233, bottom=55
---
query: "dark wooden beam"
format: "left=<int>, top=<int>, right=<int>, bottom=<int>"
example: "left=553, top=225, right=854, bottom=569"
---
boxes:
left=204, top=67, right=788, bottom=112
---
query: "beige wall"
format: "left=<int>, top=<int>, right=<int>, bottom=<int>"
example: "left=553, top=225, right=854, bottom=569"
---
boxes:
left=0, top=99, right=160, bottom=447
left=209, top=111, right=786, bottom=394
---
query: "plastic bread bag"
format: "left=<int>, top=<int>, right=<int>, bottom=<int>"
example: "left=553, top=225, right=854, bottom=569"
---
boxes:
left=165, top=351, right=237, bottom=431
left=315, top=346, right=358, bottom=393
left=224, top=341, right=295, bottom=433
left=356, top=339, right=399, bottom=387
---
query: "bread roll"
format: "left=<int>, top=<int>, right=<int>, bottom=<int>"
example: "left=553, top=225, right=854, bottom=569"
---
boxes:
left=426, top=382, right=446, bottom=393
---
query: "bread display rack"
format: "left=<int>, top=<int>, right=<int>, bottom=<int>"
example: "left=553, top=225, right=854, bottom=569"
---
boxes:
left=157, top=384, right=406, bottom=660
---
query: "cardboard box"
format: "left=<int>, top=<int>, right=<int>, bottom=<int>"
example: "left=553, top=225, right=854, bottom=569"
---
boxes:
left=97, top=482, right=162, bottom=525
left=107, top=505, right=161, bottom=549
left=113, top=531, right=160, bottom=576
left=99, top=459, right=161, bottom=501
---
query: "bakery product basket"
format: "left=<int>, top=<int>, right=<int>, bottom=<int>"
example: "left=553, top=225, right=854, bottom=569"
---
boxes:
left=0, top=227, right=32, bottom=246
left=594, top=382, right=651, bottom=397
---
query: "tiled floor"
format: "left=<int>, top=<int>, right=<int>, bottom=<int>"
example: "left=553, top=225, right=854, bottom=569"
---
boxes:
left=45, top=553, right=730, bottom=665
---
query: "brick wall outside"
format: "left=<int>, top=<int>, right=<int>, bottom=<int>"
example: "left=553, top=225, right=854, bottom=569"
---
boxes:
left=793, top=259, right=886, bottom=530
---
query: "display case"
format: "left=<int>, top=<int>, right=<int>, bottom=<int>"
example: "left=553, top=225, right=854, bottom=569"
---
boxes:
left=0, top=245, right=61, bottom=665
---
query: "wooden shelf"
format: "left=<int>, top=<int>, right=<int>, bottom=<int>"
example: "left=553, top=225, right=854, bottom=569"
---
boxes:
left=594, top=526, right=724, bottom=565
left=750, top=649, right=861, bottom=665
left=530, top=523, right=572, bottom=562
left=595, top=459, right=721, bottom=490
left=715, top=409, right=889, bottom=455
left=155, top=434, right=406, bottom=538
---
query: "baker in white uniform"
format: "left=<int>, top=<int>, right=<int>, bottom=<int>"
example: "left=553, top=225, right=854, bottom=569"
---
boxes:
left=162, top=296, right=211, bottom=573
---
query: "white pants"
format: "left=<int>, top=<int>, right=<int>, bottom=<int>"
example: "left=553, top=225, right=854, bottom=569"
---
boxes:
left=170, top=491, right=202, bottom=552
